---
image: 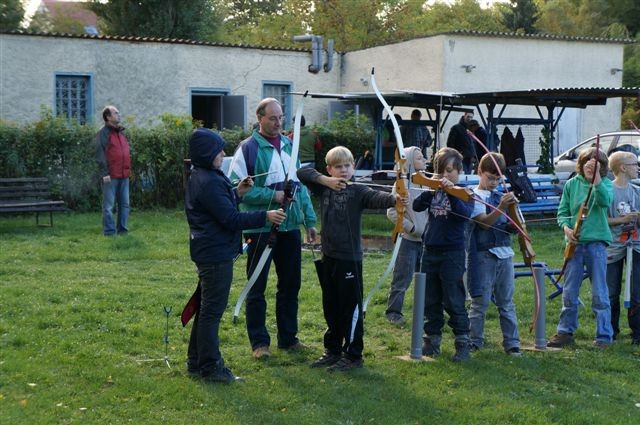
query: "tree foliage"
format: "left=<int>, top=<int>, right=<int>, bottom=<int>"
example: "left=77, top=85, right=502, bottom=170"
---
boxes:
left=500, top=0, right=538, bottom=34
left=0, top=0, right=24, bottom=31
left=86, top=0, right=221, bottom=39
left=28, top=3, right=88, bottom=34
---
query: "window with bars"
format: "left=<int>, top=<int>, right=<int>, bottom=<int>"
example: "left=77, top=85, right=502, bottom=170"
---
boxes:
left=55, top=75, right=91, bottom=124
left=262, top=83, right=291, bottom=128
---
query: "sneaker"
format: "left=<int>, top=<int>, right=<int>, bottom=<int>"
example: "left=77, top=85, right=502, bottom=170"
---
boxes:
left=506, top=347, right=522, bottom=357
left=279, top=341, right=309, bottom=352
left=469, top=343, right=481, bottom=353
left=310, top=353, right=341, bottom=368
left=422, top=338, right=441, bottom=357
left=547, top=333, right=574, bottom=348
left=252, top=345, right=271, bottom=359
left=327, top=356, right=364, bottom=372
left=452, top=341, right=471, bottom=362
left=386, top=313, right=405, bottom=325
left=592, top=340, right=611, bottom=350
left=202, top=367, right=243, bottom=383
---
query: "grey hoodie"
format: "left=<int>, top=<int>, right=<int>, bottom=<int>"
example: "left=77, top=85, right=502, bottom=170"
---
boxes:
left=387, top=146, right=428, bottom=242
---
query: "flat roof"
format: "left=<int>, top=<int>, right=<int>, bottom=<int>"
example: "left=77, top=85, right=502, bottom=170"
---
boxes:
left=298, top=87, right=640, bottom=110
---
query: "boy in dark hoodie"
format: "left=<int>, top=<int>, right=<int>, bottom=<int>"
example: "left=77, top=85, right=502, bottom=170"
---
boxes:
left=185, top=128, right=286, bottom=383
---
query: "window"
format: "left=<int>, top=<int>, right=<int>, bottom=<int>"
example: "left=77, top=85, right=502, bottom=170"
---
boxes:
left=262, top=82, right=292, bottom=128
left=55, top=74, right=91, bottom=124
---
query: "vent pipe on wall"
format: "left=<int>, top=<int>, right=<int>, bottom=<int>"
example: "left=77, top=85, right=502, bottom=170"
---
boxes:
left=293, top=34, right=334, bottom=74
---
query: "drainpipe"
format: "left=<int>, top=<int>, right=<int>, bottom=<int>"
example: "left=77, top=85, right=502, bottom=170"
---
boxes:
left=324, top=39, right=334, bottom=72
left=292, top=34, right=325, bottom=74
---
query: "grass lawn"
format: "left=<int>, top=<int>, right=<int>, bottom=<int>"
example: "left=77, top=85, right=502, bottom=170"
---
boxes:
left=1, top=210, right=639, bottom=424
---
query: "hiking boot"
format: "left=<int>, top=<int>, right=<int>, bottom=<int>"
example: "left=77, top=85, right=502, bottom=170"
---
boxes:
left=252, top=345, right=271, bottom=359
left=310, top=353, right=341, bottom=368
left=452, top=341, right=471, bottom=362
left=279, top=341, right=309, bottom=352
left=327, top=356, right=364, bottom=372
left=547, top=333, right=574, bottom=348
left=422, top=336, right=441, bottom=357
left=202, top=367, right=243, bottom=384
left=592, top=340, right=611, bottom=350
left=506, top=347, right=522, bottom=357
left=386, top=313, right=405, bottom=325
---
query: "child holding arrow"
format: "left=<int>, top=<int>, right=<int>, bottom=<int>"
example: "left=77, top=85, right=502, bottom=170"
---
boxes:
left=605, top=151, right=640, bottom=345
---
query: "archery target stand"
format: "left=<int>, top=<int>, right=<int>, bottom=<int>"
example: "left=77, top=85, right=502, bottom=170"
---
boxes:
left=136, top=306, right=173, bottom=368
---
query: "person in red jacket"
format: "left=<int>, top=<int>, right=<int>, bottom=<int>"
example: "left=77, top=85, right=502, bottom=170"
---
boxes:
left=96, top=105, right=131, bottom=236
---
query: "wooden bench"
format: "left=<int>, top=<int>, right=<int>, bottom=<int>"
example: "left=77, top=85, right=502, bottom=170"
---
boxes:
left=457, top=173, right=561, bottom=216
left=0, top=178, right=67, bottom=226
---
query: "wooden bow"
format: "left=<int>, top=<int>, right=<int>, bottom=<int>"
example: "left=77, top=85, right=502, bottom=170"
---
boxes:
left=556, top=134, right=601, bottom=283
left=410, top=171, right=474, bottom=202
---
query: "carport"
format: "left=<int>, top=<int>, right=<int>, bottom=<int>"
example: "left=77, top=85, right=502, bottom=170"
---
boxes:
left=301, top=87, right=639, bottom=170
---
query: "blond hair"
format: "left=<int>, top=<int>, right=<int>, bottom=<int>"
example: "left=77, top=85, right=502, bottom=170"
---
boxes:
left=325, top=146, right=354, bottom=167
left=608, top=151, right=636, bottom=175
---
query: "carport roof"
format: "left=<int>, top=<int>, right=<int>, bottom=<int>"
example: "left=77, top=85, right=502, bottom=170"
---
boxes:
left=298, top=87, right=639, bottom=110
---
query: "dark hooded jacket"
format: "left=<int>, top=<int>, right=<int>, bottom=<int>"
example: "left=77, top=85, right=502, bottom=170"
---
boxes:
left=447, top=116, right=476, bottom=163
left=185, top=129, right=266, bottom=265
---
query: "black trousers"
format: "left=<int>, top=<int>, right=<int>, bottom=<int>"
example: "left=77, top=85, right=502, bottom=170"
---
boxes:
left=320, top=255, right=364, bottom=359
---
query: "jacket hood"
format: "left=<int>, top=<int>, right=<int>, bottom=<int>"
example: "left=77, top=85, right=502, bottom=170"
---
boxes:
left=189, top=128, right=225, bottom=169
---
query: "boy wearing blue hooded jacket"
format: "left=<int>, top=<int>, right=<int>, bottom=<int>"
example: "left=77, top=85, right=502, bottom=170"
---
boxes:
left=185, top=128, right=286, bottom=383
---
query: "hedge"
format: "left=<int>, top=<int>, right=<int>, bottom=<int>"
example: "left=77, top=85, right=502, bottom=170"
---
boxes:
left=0, top=110, right=375, bottom=211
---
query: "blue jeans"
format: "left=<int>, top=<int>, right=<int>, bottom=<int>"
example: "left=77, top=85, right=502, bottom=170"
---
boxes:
left=102, top=177, right=129, bottom=235
left=468, top=251, right=520, bottom=350
left=557, top=242, right=613, bottom=342
left=386, top=238, right=422, bottom=316
left=421, top=248, right=469, bottom=342
left=187, top=261, right=233, bottom=376
left=245, top=230, right=302, bottom=349
left=606, top=250, right=640, bottom=340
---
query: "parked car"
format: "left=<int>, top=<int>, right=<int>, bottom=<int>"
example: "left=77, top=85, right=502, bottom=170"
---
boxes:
left=553, top=131, right=640, bottom=183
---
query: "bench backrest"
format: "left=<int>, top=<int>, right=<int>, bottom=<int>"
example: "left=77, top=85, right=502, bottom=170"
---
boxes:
left=0, top=178, right=53, bottom=201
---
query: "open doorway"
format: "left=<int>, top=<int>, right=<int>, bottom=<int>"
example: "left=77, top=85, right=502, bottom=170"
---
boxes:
left=190, top=90, right=246, bottom=130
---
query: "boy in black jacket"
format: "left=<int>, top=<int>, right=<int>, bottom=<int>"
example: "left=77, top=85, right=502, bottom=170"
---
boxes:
left=298, top=146, right=406, bottom=371
left=185, top=128, right=285, bottom=383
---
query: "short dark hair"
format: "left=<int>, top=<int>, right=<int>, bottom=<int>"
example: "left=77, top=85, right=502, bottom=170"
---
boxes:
left=478, top=152, right=506, bottom=175
left=434, top=147, right=463, bottom=174
left=102, top=106, right=114, bottom=122
left=576, top=147, right=608, bottom=177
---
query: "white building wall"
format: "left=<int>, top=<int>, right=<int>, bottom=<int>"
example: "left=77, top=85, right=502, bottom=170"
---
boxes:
left=0, top=34, right=341, bottom=127
left=342, top=34, right=627, bottom=156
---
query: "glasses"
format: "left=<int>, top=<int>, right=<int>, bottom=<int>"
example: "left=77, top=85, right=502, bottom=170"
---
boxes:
left=265, top=116, right=284, bottom=123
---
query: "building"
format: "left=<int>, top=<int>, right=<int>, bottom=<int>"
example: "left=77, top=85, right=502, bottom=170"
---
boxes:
left=0, top=30, right=634, bottom=157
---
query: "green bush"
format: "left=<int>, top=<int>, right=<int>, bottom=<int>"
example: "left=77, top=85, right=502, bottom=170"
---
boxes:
left=0, top=110, right=376, bottom=211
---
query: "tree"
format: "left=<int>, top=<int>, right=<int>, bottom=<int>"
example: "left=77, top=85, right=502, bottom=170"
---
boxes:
left=0, top=0, right=24, bottom=31
left=28, top=3, right=88, bottom=34
left=500, top=0, right=538, bottom=33
left=216, top=0, right=311, bottom=48
left=86, top=0, right=221, bottom=40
